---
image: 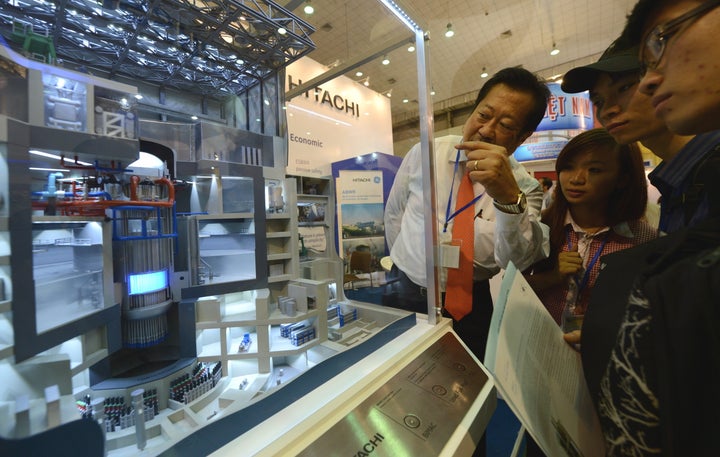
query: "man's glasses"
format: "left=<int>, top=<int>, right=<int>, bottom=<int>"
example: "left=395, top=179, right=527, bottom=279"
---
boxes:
left=639, top=0, right=720, bottom=76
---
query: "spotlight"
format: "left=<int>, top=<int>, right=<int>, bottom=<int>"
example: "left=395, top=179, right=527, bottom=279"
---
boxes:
left=303, top=1, right=314, bottom=15
left=220, top=31, right=233, bottom=44
left=481, top=67, right=488, bottom=78
left=445, top=23, right=454, bottom=38
left=550, top=43, right=559, bottom=56
left=382, top=55, right=390, bottom=65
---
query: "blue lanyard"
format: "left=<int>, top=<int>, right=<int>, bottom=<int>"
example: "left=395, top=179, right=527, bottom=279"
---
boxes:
left=566, top=227, right=609, bottom=293
left=443, top=150, right=484, bottom=233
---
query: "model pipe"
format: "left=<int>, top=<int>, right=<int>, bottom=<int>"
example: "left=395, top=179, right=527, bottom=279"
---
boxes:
left=32, top=177, right=176, bottom=210
left=32, top=190, right=113, bottom=200
left=60, top=155, right=95, bottom=170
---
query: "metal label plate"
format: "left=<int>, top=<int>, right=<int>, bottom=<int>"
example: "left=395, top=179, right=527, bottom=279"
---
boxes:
left=298, top=331, right=488, bottom=456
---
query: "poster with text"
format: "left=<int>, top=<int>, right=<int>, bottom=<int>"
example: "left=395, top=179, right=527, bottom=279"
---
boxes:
left=336, top=170, right=385, bottom=270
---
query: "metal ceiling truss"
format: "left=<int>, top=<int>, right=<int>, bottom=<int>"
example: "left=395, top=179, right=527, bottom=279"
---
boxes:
left=0, top=0, right=315, bottom=98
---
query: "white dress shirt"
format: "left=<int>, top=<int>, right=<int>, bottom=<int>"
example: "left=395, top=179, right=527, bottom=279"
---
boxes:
left=384, top=135, right=549, bottom=289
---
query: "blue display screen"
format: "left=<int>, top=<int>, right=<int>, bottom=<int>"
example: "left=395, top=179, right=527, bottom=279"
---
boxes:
left=128, top=270, right=167, bottom=295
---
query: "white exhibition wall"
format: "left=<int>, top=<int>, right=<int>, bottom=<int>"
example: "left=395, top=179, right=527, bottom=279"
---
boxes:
left=284, top=58, right=394, bottom=177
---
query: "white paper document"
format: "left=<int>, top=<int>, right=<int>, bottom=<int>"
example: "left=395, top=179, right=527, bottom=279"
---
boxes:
left=484, top=263, right=605, bottom=457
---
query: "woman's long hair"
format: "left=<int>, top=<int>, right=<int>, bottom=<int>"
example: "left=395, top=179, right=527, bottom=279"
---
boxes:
left=540, top=128, right=648, bottom=268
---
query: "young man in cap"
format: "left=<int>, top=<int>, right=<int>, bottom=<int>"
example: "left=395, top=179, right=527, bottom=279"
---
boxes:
left=568, top=2, right=720, bottom=455
left=562, top=41, right=720, bottom=234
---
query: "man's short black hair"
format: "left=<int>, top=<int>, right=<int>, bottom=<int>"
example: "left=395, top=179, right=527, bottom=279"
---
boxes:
left=618, top=0, right=675, bottom=46
left=541, top=177, right=553, bottom=189
left=472, top=67, right=550, bottom=136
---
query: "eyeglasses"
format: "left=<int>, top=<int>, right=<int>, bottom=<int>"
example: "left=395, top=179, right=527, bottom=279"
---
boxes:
left=639, top=0, right=720, bottom=76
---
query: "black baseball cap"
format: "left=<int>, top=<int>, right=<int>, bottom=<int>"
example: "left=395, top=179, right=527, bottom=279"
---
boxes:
left=561, top=44, right=640, bottom=93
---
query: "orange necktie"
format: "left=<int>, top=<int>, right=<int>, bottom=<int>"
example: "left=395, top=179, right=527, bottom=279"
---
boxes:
left=444, top=171, right=474, bottom=320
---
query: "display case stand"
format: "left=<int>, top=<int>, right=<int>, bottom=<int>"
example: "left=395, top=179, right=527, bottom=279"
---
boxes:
left=207, top=314, right=496, bottom=457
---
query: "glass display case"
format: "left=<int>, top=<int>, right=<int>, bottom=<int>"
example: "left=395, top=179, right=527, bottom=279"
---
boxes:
left=31, top=217, right=113, bottom=334
left=0, top=1, right=447, bottom=455
left=0, top=139, right=11, bottom=360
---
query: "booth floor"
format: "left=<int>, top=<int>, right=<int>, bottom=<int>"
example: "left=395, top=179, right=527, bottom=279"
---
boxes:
left=345, top=286, right=524, bottom=457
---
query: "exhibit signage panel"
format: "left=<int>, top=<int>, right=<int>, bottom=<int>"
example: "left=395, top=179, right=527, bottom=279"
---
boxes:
left=285, top=58, right=393, bottom=177
left=335, top=170, right=385, bottom=263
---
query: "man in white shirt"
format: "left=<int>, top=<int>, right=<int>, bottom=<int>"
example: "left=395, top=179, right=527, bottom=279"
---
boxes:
left=384, top=67, right=551, bottom=361
left=540, top=177, right=554, bottom=210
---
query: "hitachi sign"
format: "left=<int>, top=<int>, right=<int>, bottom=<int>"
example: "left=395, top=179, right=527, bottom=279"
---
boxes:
left=352, top=177, right=371, bottom=182
left=288, top=75, right=360, bottom=118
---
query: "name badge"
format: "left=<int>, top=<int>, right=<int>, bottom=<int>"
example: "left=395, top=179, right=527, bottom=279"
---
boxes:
left=438, top=241, right=461, bottom=269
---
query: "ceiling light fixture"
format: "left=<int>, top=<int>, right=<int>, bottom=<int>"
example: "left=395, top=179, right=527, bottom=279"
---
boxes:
left=445, top=23, right=454, bottom=38
left=303, top=1, right=314, bottom=15
left=430, top=86, right=435, bottom=96
left=407, top=45, right=415, bottom=52
left=356, top=71, right=363, bottom=77
left=550, top=42, right=559, bottom=56
left=278, top=27, right=287, bottom=35
left=481, top=67, right=488, bottom=78
left=378, top=0, right=420, bottom=31
left=382, top=55, right=390, bottom=65
left=220, top=31, right=233, bottom=44
left=363, top=78, right=370, bottom=87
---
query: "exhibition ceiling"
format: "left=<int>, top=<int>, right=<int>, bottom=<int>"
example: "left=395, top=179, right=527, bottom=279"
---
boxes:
left=0, top=0, right=316, bottom=97
left=286, top=0, right=638, bottom=122
left=0, top=0, right=638, bottom=123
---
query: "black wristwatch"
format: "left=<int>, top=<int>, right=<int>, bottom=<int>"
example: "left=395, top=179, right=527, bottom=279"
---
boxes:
left=493, top=191, right=527, bottom=214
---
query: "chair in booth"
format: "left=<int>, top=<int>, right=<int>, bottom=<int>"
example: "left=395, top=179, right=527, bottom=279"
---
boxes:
left=343, top=250, right=373, bottom=289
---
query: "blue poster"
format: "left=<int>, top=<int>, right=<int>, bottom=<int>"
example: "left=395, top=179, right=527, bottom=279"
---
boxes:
left=514, top=83, right=594, bottom=161
left=536, top=83, right=593, bottom=132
